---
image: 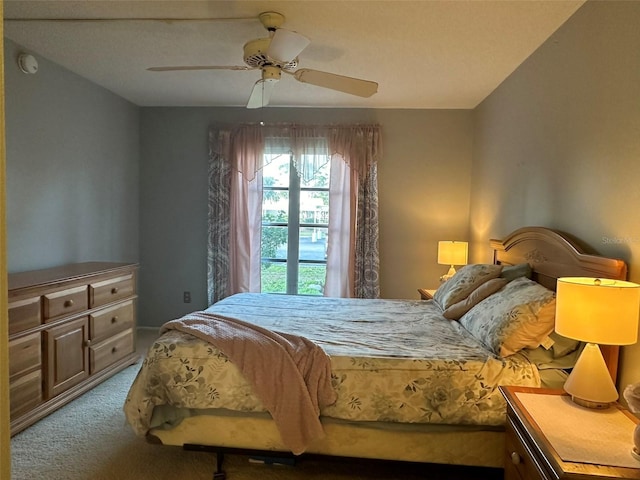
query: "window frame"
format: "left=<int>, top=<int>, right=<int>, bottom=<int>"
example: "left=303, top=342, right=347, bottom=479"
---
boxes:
left=261, top=153, right=330, bottom=295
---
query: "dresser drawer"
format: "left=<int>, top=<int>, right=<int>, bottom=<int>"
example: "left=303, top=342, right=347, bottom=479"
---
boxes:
left=10, top=370, right=43, bottom=418
left=90, top=328, right=134, bottom=373
left=89, top=301, right=134, bottom=341
left=43, top=285, right=88, bottom=321
left=8, top=296, right=41, bottom=334
left=9, top=333, right=41, bottom=379
left=90, top=274, right=134, bottom=308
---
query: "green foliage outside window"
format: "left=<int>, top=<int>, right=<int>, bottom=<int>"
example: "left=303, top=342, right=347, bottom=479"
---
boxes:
left=261, top=263, right=326, bottom=295
left=261, top=212, right=288, bottom=262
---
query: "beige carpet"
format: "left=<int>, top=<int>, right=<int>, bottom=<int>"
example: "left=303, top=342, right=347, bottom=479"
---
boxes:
left=10, top=330, right=502, bottom=480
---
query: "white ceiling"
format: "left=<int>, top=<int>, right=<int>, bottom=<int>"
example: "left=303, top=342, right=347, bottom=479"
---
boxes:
left=4, top=0, right=585, bottom=109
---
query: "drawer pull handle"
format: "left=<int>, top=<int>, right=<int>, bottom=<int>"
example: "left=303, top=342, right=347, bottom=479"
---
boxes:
left=64, top=299, right=74, bottom=308
left=111, top=287, right=119, bottom=294
left=511, top=452, right=521, bottom=465
left=111, top=316, right=118, bottom=324
left=111, top=346, right=118, bottom=354
left=85, top=339, right=92, bottom=347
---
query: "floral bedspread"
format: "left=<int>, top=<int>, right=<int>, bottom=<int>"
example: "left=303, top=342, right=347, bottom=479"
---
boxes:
left=124, top=293, right=541, bottom=436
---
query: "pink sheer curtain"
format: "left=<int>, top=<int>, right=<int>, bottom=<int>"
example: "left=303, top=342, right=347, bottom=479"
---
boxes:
left=208, top=123, right=381, bottom=301
left=229, top=168, right=263, bottom=293
left=324, top=154, right=355, bottom=297
left=228, top=129, right=264, bottom=293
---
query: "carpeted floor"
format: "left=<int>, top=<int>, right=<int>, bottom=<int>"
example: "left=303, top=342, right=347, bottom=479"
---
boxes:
left=10, top=329, right=503, bottom=480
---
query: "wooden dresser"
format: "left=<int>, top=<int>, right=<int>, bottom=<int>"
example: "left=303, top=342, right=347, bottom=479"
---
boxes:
left=8, top=262, right=139, bottom=435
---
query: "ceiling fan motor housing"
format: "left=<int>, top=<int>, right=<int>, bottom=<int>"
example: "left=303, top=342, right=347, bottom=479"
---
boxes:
left=243, top=38, right=297, bottom=71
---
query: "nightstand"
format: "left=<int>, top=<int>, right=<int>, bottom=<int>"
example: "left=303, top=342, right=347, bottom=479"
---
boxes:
left=417, top=288, right=436, bottom=300
left=500, top=386, right=640, bottom=480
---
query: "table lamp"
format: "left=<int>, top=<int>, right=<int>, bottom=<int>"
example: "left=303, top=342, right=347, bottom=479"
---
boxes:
left=437, top=241, right=468, bottom=282
left=555, top=277, right=640, bottom=409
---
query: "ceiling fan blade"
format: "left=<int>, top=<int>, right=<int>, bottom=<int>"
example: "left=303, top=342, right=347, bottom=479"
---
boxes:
left=5, top=16, right=257, bottom=23
left=148, top=65, right=253, bottom=72
left=247, top=78, right=278, bottom=109
left=292, top=69, right=378, bottom=97
left=267, top=29, right=310, bottom=63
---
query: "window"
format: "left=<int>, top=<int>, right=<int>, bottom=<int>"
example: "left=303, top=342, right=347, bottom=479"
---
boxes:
left=207, top=123, right=380, bottom=304
left=260, top=153, right=330, bottom=295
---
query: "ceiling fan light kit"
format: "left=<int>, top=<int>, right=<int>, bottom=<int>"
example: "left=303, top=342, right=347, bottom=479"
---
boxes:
left=267, top=28, right=311, bottom=65
left=147, top=11, right=379, bottom=109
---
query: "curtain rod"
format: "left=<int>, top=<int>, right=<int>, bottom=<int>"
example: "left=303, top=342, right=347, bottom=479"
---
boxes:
left=210, top=122, right=381, bottom=129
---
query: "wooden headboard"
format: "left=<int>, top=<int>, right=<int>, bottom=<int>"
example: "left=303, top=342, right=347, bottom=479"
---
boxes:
left=490, top=226, right=628, bottom=383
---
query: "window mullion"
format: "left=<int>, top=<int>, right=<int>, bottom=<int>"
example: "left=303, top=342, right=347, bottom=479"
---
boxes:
left=286, top=155, right=300, bottom=294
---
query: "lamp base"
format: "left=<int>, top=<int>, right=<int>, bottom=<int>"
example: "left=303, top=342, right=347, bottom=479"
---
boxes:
left=563, top=343, right=618, bottom=409
left=631, top=447, right=640, bottom=462
left=569, top=395, right=611, bottom=410
left=439, top=266, right=457, bottom=283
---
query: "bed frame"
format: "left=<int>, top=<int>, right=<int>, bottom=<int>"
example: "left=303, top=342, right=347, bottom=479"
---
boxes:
left=147, top=226, right=628, bottom=478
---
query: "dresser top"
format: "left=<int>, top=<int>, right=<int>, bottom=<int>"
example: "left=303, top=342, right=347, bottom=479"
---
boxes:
left=8, top=262, right=138, bottom=291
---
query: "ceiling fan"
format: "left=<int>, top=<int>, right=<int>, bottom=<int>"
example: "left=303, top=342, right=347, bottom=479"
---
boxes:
left=147, top=11, right=379, bottom=109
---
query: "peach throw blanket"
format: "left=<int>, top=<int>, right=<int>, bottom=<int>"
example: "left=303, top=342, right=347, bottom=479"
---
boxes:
left=160, top=311, right=337, bottom=455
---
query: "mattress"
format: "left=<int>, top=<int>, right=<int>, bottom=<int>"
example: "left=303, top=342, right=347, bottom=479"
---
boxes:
left=124, top=293, right=543, bottom=437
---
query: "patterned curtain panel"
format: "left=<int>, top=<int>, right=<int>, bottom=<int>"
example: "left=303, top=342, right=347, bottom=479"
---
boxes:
left=207, top=124, right=382, bottom=304
left=328, top=125, right=381, bottom=298
left=207, top=129, right=232, bottom=305
left=354, top=163, right=380, bottom=299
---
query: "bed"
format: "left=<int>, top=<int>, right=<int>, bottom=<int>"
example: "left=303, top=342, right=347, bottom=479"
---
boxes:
left=123, top=227, right=627, bottom=477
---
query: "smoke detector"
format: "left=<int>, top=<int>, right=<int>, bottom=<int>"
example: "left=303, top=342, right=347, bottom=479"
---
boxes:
left=18, top=54, right=38, bottom=74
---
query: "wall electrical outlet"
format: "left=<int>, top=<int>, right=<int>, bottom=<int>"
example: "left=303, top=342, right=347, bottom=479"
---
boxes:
left=183, top=291, right=191, bottom=303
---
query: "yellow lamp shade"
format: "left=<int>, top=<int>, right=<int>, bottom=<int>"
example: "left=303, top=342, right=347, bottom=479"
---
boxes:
left=437, top=241, right=468, bottom=267
left=555, top=277, right=640, bottom=345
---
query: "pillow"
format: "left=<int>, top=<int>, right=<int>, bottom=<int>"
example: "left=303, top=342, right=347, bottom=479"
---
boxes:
left=433, top=264, right=504, bottom=311
left=519, top=333, right=584, bottom=372
left=517, top=341, right=584, bottom=389
left=442, top=277, right=509, bottom=320
left=500, top=263, right=533, bottom=282
left=547, top=331, right=581, bottom=358
left=458, top=276, right=556, bottom=357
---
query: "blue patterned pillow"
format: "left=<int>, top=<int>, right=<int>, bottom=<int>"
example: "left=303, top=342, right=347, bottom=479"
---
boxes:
left=459, top=276, right=556, bottom=357
left=433, top=264, right=504, bottom=311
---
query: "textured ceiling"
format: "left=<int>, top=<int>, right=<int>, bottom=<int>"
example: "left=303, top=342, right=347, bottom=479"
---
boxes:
left=4, top=0, right=585, bottom=109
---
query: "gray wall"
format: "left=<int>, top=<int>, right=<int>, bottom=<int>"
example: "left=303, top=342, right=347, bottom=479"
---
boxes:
left=4, top=38, right=140, bottom=272
left=470, top=1, right=640, bottom=391
left=139, top=107, right=473, bottom=326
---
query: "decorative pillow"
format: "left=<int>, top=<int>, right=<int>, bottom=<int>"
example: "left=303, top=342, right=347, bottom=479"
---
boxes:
left=458, top=276, right=556, bottom=357
left=433, top=264, right=504, bottom=311
left=500, top=263, right=533, bottom=282
left=442, top=278, right=509, bottom=320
